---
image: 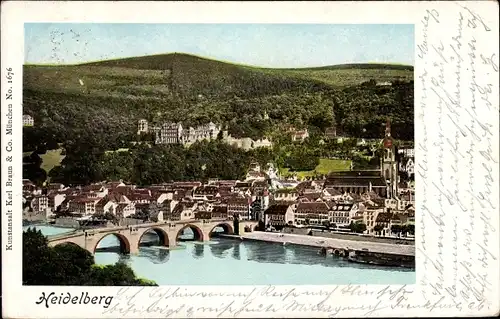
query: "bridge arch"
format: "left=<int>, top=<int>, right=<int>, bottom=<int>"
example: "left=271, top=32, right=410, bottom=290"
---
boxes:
left=137, top=227, right=170, bottom=249
left=93, top=233, right=131, bottom=254
left=50, top=236, right=86, bottom=251
left=53, top=241, right=84, bottom=250
left=176, top=224, right=204, bottom=242
left=209, top=222, right=234, bottom=237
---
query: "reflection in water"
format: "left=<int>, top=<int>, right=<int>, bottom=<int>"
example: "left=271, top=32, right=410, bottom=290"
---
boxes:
left=139, top=230, right=162, bottom=247
left=244, top=240, right=288, bottom=264
left=92, top=237, right=414, bottom=285
left=192, top=244, right=205, bottom=259
left=139, top=247, right=170, bottom=264
left=33, top=226, right=415, bottom=285
left=210, top=240, right=238, bottom=259
left=232, top=244, right=241, bottom=260
left=178, top=228, right=195, bottom=241
left=116, top=253, right=131, bottom=264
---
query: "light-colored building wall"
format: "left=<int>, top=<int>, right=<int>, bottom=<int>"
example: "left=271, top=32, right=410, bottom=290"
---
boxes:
left=31, top=196, right=49, bottom=212
left=23, top=115, right=34, bottom=127
left=48, top=193, right=66, bottom=212
left=137, top=119, right=148, bottom=134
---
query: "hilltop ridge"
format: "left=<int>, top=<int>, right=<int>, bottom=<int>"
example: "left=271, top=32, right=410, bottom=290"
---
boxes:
left=23, top=52, right=414, bottom=151
left=27, top=52, right=414, bottom=71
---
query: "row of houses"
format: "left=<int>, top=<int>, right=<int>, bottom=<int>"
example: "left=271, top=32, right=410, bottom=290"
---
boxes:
left=264, top=197, right=414, bottom=236
left=24, top=170, right=414, bottom=236
left=24, top=179, right=257, bottom=221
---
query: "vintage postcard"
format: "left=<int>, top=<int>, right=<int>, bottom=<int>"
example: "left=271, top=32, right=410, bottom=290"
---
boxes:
left=1, top=1, right=499, bottom=318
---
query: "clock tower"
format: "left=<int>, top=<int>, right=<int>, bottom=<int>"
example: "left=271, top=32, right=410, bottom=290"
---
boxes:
left=381, top=119, right=398, bottom=198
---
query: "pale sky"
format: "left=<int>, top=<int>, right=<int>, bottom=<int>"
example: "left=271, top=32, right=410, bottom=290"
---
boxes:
left=25, top=23, right=414, bottom=68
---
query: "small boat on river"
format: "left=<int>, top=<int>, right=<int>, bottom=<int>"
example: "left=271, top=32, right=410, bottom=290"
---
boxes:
left=347, top=250, right=415, bottom=268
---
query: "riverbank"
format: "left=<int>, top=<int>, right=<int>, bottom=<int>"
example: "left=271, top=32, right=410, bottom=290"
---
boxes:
left=23, top=220, right=77, bottom=230
left=226, top=231, right=415, bottom=256
left=31, top=225, right=416, bottom=284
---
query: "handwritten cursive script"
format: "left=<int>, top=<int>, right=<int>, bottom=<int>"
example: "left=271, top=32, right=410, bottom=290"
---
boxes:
left=416, top=1, right=499, bottom=316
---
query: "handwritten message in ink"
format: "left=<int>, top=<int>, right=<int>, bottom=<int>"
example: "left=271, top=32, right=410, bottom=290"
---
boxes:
left=415, top=2, right=499, bottom=316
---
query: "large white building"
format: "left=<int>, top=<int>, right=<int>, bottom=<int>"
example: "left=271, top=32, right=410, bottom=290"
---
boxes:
left=156, top=122, right=184, bottom=144
left=148, top=121, right=221, bottom=145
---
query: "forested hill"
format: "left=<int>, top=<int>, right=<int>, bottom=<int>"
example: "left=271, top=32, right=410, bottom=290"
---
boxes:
left=23, top=53, right=414, bottom=150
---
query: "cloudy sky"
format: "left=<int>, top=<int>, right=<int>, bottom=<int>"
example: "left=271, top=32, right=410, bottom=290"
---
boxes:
left=25, top=23, right=414, bottom=68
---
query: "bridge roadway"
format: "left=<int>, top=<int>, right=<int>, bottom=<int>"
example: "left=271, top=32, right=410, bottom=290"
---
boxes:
left=48, top=219, right=258, bottom=255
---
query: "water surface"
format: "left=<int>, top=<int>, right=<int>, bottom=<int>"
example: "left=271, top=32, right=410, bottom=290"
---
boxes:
left=25, top=225, right=416, bottom=285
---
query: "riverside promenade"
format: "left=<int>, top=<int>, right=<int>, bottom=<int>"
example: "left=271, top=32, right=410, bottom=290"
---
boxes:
left=236, top=231, right=415, bottom=256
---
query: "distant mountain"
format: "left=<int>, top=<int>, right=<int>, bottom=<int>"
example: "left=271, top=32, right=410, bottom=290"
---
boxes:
left=24, top=53, right=413, bottom=95
left=23, top=52, right=414, bottom=150
left=282, top=63, right=413, bottom=71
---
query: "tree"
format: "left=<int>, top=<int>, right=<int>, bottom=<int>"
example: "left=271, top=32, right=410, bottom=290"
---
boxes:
left=407, top=224, right=415, bottom=235
left=233, top=214, right=240, bottom=235
left=349, top=221, right=367, bottom=234
left=322, top=220, right=331, bottom=229
left=88, top=263, right=156, bottom=286
left=373, top=224, right=384, bottom=234
left=104, top=212, right=119, bottom=225
left=23, top=152, right=47, bottom=186
left=23, top=228, right=157, bottom=286
left=390, top=224, right=402, bottom=234
left=400, top=225, right=410, bottom=236
left=50, top=243, right=95, bottom=285
left=23, top=228, right=55, bottom=285
left=257, top=220, right=265, bottom=231
left=216, top=130, right=224, bottom=140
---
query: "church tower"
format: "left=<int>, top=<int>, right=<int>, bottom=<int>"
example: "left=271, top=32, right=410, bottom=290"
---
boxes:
left=381, top=119, right=398, bottom=198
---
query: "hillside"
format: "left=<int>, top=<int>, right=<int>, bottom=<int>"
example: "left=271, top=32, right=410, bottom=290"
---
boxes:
left=23, top=53, right=414, bottom=150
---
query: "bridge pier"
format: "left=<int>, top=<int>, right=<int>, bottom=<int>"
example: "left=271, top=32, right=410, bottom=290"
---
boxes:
left=48, top=220, right=259, bottom=255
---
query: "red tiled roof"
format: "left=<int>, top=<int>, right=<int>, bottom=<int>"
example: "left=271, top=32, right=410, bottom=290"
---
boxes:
left=295, top=181, right=312, bottom=192
left=375, top=212, right=392, bottom=223
left=301, top=192, right=322, bottom=201
left=296, top=202, right=329, bottom=213
left=264, top=204, right=292, bottom=215
left=331, top=203, right=355, bottom=211
left=212, top=180, right=238, bottom=187
left=116, top=203, right=131, bottom=213
left=194, top=185, right=219, bottom=195
left=212, top=205, right=228, bottom=215
left=127, top=193, right=152, bottom=201
left=133, top=189, right=151, bottom=195
left=72, top=196, right=99, bottom=204
left=173, top=181, right=201, bottom=188
left=324, top=188, right=342, bottom=196
left=235, top=182, right=252, bottom=188
left=270, top=199, right=296, bottom=206
left=227, top=197, right=250, bottom=206
left=82, top=184, right=104, bottom=192
left=325, top=200, right=337, bottom=209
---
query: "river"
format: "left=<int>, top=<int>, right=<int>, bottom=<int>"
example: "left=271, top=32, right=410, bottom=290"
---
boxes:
left=24, top=225, right=415, bottom=285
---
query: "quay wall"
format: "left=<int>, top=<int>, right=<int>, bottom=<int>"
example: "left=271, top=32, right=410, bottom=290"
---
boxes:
left=236, top=231, right=415, bottom=257
left=121, top=218, right=144, bottom=226
left=22, top=212, right=47, bottom=223
left=281, top=228, right=414, bottom=245
left=55, top=218, right=81, bottom=228
left=310, top=230, right=414, bottom=245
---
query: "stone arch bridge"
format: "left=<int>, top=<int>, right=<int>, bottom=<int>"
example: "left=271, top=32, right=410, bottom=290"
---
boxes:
left=48, top=219, right=258, bottom=255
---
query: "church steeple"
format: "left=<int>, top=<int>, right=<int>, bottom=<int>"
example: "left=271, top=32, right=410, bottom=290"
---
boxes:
left=385, top=118, right=391, bottom=137
left=381, top=118, right=398, bottom=199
